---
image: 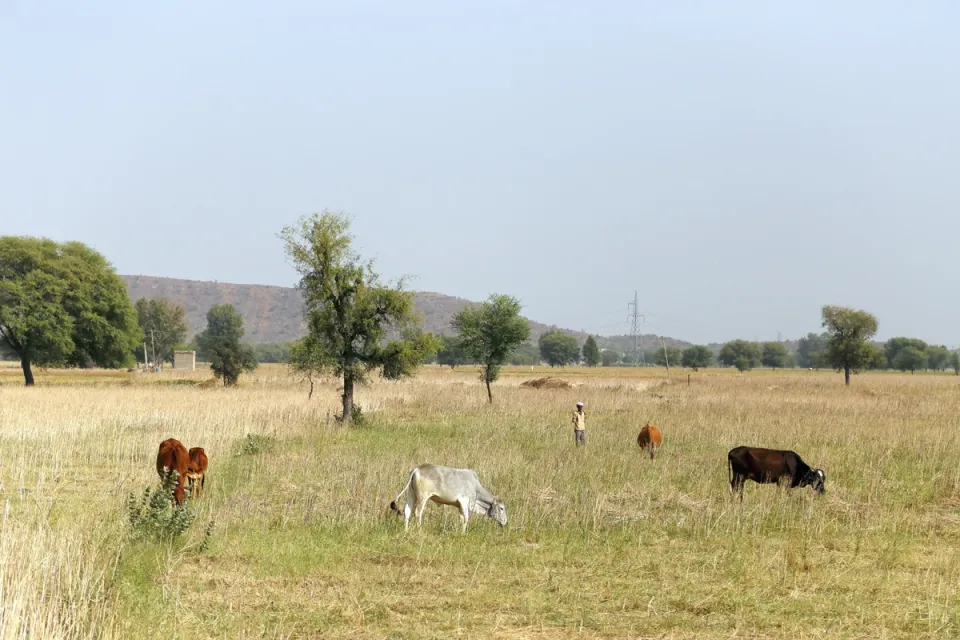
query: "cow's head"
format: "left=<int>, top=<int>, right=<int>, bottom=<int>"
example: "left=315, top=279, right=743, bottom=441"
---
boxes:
left=801, top=468, right=826, bottom=494
left=488, top=498, right=507, bottom=527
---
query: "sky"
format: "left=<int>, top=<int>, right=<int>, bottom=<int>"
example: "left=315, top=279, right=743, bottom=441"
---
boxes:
left=2, top=1, right=959, bottom=346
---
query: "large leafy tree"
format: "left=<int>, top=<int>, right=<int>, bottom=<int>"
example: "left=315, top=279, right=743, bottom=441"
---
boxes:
left=280, top=212, right=440, bottom=421
left=951, top=352, right=960, bottom=376
left=653, top=346, right=683, bottom=368
left=134, top=297, right=189, bottom=366
left=195, top=304, right=258, bottom=386
left=718, top=340, right=762, bottom=372
left=452, top=294, right=530, bottom=403
left=582, top=336, right=601, bottom=367
left=821, top=305, right=878, bottom=386
left=761, top=342, right=792, bottom=369
left=681, top=345, right=712, bottom=371
left=884, top=337, right=928, bottom=370
left=435, top=335, right=472, bottom=368
left=538, top=331, right=580, bottom=367
left=893, top=346, right=927, bottom=374
left=601, top=349, right=620, bottom=366
left=0, top=236, right=141, bottom=385
left=926, top=345, right=950, bottom=372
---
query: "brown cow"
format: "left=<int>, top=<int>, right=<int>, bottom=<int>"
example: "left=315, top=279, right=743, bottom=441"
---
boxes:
left=186, top=447, right=208, bottom=499
left=637, top=422, right=663, bottom=459
left=156, top=438, right=189, bottom=505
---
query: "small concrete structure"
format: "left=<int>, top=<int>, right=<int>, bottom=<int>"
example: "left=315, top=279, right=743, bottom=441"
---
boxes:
left=173, top=350, right=196, bottom=371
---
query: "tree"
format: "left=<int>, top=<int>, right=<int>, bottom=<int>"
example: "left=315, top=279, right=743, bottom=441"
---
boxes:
left=538, top=331, right=580, bottom=367
left=254, top=342, right=294, bottom=364
left=280, top=212, right=440, bottom=421
left=195, top=304, right=258, bottom=386
left=452, top=294, right=530, bottom=403
left=884, top=337, right=928, bottom=370
left=601, top=349, right=620, bottom=367
left=926, top=345, right=950, bottom=372
left=435, top=335, right=472, bottom=368
left=893, top=346, right=927, bottom=374
left=654, top=346, right=683, bottom=368
left=134, top=297, right=189, bottom=366
left=951, top=352, right=960, bottom=376
left=795, top=332, right=828, bottom=369
left=718, top=340, right=762, bottom=372
left=821, top=305, right=878, bottom=386
left=582, top=336, right=600, bottom=367
left=0, top=236, right=142, bottom=385
left=761, top=342, right=792, bottom=369
left=508, top=342, right=539, bottom=366
left=866, top=344, right=887, bottom=370
left=681, top=345, right=712, bottom=371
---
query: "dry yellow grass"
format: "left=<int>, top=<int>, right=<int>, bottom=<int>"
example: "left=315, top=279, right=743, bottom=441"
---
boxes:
left=2, top=363, right=960, bottom=638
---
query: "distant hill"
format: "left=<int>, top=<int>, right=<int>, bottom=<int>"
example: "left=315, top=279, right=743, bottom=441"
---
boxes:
left=120, top=275, right=690, bottom=349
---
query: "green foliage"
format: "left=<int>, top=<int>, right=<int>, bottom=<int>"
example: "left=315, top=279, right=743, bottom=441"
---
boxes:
left=718, top=340, right=762, bottom=371
left=795, top=332, right=828, bottom=369
left=134, top=297, right=188, bottom=365
left=761, top=342, right=793, bottom=369
left=279, top=212, right=438, bottom=420
left=951, top=352, right=960, bottom=376
left=125, top=471, right=197, bottom=541
left=538, top=331, right=580, bottom=367
left=653, top=346, right=683, bottom=368
left=435, top=335, right=473, bottom=368
left=866, top=344, right=887, bottom=370
left=235, top=433, right=277, bottom=456
left=254, top=342, right=294, bottom=364
left=926, top=345, right=950, bottom=372
left=601, top=349, right=621, bottom=367
left=195, top=304, right=258, bottom=386
left=821, top=305, right=879, bottom=385
left=452, top=294, right=530, bottom=402
left=884, top=338, right=928, bottom=370
left=0, top=236, right=142, bottom=384
left=582, top=336, right=601, bottom=367
left=893, top=346, right=927, bottom=373
left=508, top=341, right=539, bottom=366
left=681, top=345, right=712, bottom=371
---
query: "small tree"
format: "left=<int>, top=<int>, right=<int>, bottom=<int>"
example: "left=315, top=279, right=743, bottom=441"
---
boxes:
left=195, top=304, right=258, bottom=386
left=796, top=332, right=828, bottom=369
left=761, top=342, right=792, bottom=369
left=135, top=297, right=189, bottom=366
left=538, top=331, right=580, bottom=367
left=508, top=342, right=540, bottom=366
left=452, top=294, right=530, bottom=403
left=718, top=340, right=761, bottom=371
left=893, top=346, right=926, bottom=374
left=601, top=349, right=620, bottom=367
left=866, top=344, right=887, bottom=370
left=435, top=335, right=471, bottom=368
left=926, top=345, right=950, bottom=372
left=582, top=336, right=600, bottom=367
left=951, top=352, right=960, bottom=376
left=280, top=212, right=440, bottom=421
left=681, top=345, right=712, bottom=371
left=654, top=346, right=683, bottom=368
left=821, top=305, right=878, bottom=386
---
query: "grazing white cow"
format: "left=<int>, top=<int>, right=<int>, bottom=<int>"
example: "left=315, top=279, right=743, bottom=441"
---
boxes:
left=389, top=463, right=507, bottom=533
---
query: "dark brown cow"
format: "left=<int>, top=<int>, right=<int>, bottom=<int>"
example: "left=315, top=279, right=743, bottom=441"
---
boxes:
left=637, top=423, right=663, bottom=459
left=186, top=447, right=208, bottom=499
left=727, top=446, right=825, bottom=501
left=156, top=438, right=190, bottom=505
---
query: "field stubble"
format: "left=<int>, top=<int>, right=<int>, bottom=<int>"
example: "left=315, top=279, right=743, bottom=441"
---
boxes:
left=1, top=365, right=960, bottom=638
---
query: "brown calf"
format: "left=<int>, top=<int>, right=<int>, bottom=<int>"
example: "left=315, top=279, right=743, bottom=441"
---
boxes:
left=186, top=447, right=208, bottom=499
left=156, top=438, right=189, bottom=505
left=637, top=423, right=663, bottom=459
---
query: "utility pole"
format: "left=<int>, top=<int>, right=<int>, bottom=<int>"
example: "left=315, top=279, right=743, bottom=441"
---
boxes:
left=627, top=291, right=645, bottom=366
left=150, top=329, right=157, bottom=371
left=661, top=336, right=670, bottom=376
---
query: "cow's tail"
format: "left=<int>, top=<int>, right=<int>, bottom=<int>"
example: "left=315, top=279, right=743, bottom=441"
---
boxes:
left=389, top=468, right=416, bottom=515
left=727, top=453, right=734, bottom=488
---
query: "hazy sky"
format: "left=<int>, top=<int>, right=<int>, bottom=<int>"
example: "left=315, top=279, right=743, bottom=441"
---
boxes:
left=3, top=1, right=958, bottom=345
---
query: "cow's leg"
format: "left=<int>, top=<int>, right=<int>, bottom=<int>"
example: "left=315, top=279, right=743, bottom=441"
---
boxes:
left=403, top=502, right=412, bottom=531
left=458, top=498, right=470, bottom=534
left=415, top=494, right=432, bottom=529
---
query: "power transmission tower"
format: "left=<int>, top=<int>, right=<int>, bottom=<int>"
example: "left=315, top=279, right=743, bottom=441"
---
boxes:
left=627, top=291, right=645, bottom=366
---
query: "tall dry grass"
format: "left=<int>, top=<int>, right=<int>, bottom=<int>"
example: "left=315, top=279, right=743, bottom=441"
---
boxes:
left=1, top=365, right=960, bottom=638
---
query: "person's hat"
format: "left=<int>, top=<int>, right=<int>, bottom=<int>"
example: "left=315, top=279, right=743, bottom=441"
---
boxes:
left=576, top=402, right=584, bottom=407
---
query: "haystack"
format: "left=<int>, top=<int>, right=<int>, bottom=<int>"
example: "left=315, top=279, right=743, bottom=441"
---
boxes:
left=520, top=377, right=572, bottom=390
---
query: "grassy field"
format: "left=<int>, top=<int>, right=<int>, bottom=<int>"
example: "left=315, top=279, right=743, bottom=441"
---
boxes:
left=1, top=362, right=960, bottom=638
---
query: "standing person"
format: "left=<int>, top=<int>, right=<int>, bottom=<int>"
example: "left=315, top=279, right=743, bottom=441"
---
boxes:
left=572, top=401, right=586, bottom=446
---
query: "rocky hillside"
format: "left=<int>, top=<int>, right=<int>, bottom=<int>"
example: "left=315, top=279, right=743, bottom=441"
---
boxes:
left=121, top=275, right=689, bottom=348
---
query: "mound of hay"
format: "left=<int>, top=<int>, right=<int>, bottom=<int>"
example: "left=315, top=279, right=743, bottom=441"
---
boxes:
left=197, top=378, right=220, bottom=389
left=520, top=377, right=572, bottom=390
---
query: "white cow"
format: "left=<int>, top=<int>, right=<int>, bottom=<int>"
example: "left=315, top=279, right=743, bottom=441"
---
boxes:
left=389, top=463, right=507, bottom=533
